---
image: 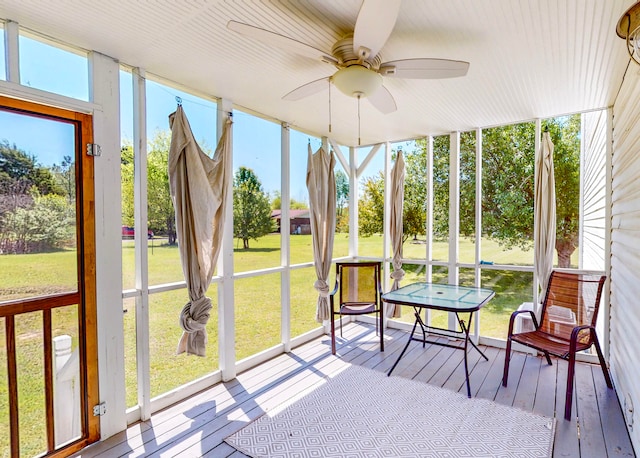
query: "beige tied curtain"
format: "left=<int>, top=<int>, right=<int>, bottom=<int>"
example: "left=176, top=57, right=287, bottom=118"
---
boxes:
left=534, top=130, right=556, bottom=302
left=306, top=144, right=336, bottom=323
left=387, top=150, right=405, bottom=318
left=168, top=106, right=231, bottom=356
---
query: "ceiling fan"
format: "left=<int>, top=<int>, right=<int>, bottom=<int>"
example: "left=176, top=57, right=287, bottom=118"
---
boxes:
left=227, top=0, right=469, bottom=115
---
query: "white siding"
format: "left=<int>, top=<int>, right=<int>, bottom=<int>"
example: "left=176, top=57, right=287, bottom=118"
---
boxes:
left=611, top=64, right=640, bottom=446
left=580, top=109, right=607, bottom=271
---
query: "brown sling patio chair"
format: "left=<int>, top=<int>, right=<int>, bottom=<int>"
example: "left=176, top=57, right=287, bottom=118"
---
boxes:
left=502, top=270, right=612, bottom=420
left=329, top=261, right=384, bottom=354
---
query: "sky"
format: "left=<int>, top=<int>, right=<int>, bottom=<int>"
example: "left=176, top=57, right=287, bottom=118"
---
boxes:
left=0, top=32, right=392, bottom=204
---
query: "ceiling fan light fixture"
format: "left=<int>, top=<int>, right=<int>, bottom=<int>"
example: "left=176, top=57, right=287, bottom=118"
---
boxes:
left=617, top=1, right=640, bottom=66
left=332, top=65, right=382, bottom=98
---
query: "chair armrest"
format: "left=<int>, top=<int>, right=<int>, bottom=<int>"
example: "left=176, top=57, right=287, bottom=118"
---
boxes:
left=569, top=324, right=595, bottom=352
left=329, top=280, right=339, bottom=296
left=508, top=309, right=539, bottom=336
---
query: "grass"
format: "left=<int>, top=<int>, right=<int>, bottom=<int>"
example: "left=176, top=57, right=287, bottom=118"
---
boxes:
left=1, top=232, right=537, bottom=455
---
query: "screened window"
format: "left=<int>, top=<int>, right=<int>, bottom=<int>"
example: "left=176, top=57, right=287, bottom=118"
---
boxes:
left=232, top=111, right=281, bottom=270
left=19, top=32, right=89, bottom=101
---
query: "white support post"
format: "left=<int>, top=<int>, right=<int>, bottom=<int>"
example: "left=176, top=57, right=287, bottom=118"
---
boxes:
left=382, top=142, right=392, bottom=291
left=349, top=146, right=358, bottom=258
left=474, top=128, right=483, bottom=340
left=425, top=136, right=434, bottom=325
left=90, top=51, right=127, bottom=437
left=4, top=20, right=19, bottom=83
left=281, top=122, right=291, bottom=352
left=579, top=115, right=585, bottom=271
left=218, top=99, right=236, bottom=381
left=448, top=132, right=460, bottom=331
left=533, top=119, right=542, bottom=306
left=475, top=128, right=482, bottom=289
left=132, top=67, right=151, bottom=421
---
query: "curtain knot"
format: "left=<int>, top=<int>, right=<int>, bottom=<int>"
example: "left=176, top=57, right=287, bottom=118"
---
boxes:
left=179, top=296, right=212, bottom=333
left=314, top=279, right=330, bottom=298
left=390, top=268, right=405, bottom=281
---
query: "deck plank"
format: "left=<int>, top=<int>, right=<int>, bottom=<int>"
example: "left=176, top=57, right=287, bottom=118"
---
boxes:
left=464, top=345, right=501, bottom=397
left=532, top=355, right=557, bottom=418
left=594, top=366, right=635, bottom=457
left=551, top=358, right=580, bottom=458
left=70, top=322, right=634, bottom=458
left=512, top=354, right=543, bottom=412
left=575, top=363, right=608, bottom=458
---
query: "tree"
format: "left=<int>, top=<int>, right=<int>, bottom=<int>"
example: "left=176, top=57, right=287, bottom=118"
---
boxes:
left=51, top=155, right=75, bottom=201
left=147, top=131, right=176, bottom=244
left=0, top=188, right=74, bottom=253
left=0, top=140, right=63, bottom=206
left=358, top=174, right=384, bottom=236
left=480, top=123, right=536, bottom=249
left=402, top=148, right=427, bottom=241
left=357, top=149, right=427, bottom=241
left=233, top=166, right=275, bottom=249
left=547, top=116, right=580, bottom=267
left=120, top=131, right=189, bottom=245
left=335, top=169, right=350, bottom=233
left=120, top=143, right=135, bottom=230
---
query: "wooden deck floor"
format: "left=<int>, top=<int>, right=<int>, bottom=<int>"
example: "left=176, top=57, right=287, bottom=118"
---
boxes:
left=74, top=322, right=635, bottom=457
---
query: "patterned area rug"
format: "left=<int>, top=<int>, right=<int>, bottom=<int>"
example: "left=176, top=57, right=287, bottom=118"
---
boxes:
left=225, top=365, right=556, bottom=457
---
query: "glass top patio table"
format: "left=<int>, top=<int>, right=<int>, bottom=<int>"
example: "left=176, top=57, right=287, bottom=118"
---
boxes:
left=383, top=282, right=496, bottom=397
left=381, top=282, right=495, bottom=312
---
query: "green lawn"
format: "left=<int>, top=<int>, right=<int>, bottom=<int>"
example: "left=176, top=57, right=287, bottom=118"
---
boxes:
left=1, top=232, right=537, bottom=455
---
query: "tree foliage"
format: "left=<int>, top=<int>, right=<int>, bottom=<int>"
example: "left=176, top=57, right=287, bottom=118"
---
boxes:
left=358, top=174, right=384, bottom=236
left=547, top=116, right=580, bottom=267
left=335, top=169, right=350, bottom=233
left=0, top=142, right=73, bottom=253
left=356, top=117, right=581, bottom=267
left=481, top=123, right=536, bottom=249
left=147, top=131, right=176, bottom=244
left=0, top=140, right=63, bottom=203
left=233, top=166, right=275, bottom=249
left=0, top=190, right=74, bottom=253
left=270, top=190, right=308, bottom=210
left=121, top=130, right=186, bottom=245
left=402, top=148, right=427, bottom=241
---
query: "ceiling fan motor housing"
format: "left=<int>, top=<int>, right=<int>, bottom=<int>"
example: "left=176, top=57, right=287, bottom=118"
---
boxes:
left=331, top=36, right=383, bottom=97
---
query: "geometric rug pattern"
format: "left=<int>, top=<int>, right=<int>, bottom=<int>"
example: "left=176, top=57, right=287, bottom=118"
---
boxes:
left=225, top=364, right=556, bottom=457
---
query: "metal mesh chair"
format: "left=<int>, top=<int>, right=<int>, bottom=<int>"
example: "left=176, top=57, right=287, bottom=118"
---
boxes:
left=329, top=261, right=384, bottom=354
left=502, top=270, right=612, bottom=420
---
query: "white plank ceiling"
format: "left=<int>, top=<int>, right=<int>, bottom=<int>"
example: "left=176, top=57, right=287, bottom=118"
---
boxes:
left=0, top=0, right=634, bottom=146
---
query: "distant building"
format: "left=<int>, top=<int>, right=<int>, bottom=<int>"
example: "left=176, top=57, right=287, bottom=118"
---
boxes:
left=271, top=209, right=311, bottom=235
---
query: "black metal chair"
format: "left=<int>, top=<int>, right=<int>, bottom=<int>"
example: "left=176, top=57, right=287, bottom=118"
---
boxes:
left=502, top=270, right=612, bottom=420
left=329, top=261, right=384, bottom=354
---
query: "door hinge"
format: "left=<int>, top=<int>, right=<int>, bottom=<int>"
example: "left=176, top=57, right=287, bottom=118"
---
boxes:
left=86, top=143, right=102, bottom=157
left=93, top=402, right=106, bottom=417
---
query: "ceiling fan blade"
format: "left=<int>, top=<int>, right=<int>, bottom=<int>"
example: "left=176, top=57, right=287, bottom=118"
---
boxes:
left=353, top=0, right=401, bottom=60
left=368, top=85, right=397, bottom=114
left=227, top=20, right=337, bottom=64
left=283, top=77, right=330, bottom=101
left=379, top=58, right=470, bottom=79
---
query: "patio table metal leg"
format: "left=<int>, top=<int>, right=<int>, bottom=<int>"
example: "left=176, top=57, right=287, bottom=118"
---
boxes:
left=457, top=312, right=487, bottom=398
left=387, top=317, right=420, bottom=376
